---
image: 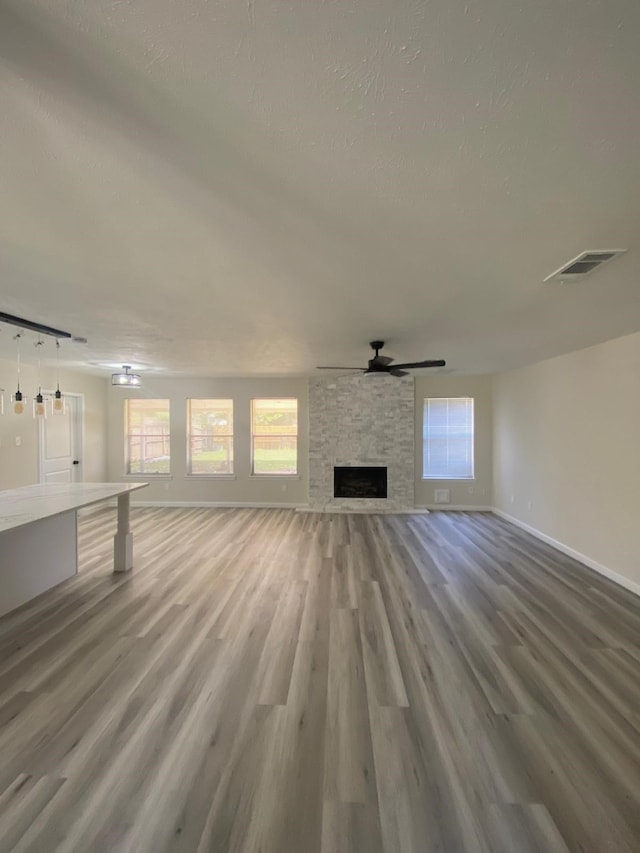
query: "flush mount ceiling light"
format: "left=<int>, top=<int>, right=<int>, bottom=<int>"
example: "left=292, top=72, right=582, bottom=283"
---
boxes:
left=111, top=365, right=142, bottom=387
left=543, top=249, right=627, bottom=283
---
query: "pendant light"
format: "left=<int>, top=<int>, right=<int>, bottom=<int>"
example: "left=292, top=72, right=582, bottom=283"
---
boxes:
left=52, top=339, right=65, bottom=415
left=33, top=337, right=47, bottom=419
left=11, top=332, right=25, bottom=414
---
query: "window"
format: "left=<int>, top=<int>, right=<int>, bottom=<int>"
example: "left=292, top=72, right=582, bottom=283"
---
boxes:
left=125, top=399, right=170, bottom=474
left=187, top=399, right=234, bottom=475
left=251, top=398, right=298, bottom=475
left=423, top=397, right=474, bottom=479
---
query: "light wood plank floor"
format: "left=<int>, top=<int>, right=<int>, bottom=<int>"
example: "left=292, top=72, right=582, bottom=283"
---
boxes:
left=0, top=508, right=638, bottom=852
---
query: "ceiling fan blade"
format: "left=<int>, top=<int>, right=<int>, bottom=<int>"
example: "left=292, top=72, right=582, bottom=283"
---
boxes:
left=316, top=366, right=363, bottom=370
left=389, top=369, right=409, bottom=377
left=391, top=359, right=446, bottom=370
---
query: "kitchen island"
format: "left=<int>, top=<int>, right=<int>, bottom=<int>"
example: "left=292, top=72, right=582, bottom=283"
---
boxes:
left=0, top=482, right=148, bottom=617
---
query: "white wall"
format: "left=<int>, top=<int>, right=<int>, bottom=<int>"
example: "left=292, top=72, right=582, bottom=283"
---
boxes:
left=109, top=373, right=493, bottom=510
left=107, top=376, right=308, bottom=505
left=493, top=331, right=640, bottom=590
left=0, top=358, right=108, bottom=488
left=414, top=374, right=493, bottom=509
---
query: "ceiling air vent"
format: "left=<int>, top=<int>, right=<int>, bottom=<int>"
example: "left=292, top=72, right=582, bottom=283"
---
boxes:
left=544, top=249, right=626, bottom=283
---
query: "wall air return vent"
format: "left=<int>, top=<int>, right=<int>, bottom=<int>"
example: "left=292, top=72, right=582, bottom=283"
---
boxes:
left=544, top=250, right=626, bottom=283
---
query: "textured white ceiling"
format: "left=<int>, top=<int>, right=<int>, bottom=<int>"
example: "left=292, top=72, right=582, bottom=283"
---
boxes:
left=1, top=0, right=639, bottom=377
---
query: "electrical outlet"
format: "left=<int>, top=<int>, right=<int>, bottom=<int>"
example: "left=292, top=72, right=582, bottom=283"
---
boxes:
left=15, top=436, right=21, bottom=447
left=510, top=495, right=515, bottom=504
left=527, top=500, right=533, bottom=510
left=467, top=486, right=474, bottom=495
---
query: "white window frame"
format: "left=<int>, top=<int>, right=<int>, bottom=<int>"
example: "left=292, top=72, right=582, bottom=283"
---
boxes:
left=124, top=398, right=171, bottom=476
left=186, top=398, right=234, bottom=477
left=422, top=397, right=475, bottom=480
left=250, top=397, right=298, bottom=476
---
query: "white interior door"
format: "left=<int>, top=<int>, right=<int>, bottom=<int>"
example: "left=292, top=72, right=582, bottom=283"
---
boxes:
left=39, top=394, right=83, bottom=484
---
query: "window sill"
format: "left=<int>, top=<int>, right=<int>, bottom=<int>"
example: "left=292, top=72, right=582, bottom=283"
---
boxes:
left=124, top=474, right=173, bottom=480
left=421, top=477, right=475, bottom=481
left=249, top=474, right=301, bottom=480
left=184, top=474, right=237, bottom=480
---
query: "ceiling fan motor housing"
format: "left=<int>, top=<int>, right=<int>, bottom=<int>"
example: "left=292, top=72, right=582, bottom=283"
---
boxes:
left=369, top=340, right=385, bottom=370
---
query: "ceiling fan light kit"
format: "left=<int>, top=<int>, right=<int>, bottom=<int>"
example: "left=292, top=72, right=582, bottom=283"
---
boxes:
left=317, top=341, right=445, bottom=377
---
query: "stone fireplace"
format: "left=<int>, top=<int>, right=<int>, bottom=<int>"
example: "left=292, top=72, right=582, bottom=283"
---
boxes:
left=308, top=374, right=415, bottom=511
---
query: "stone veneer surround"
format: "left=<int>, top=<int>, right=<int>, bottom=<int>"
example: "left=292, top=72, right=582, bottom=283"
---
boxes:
left=308, top=375, right=415, bottom=511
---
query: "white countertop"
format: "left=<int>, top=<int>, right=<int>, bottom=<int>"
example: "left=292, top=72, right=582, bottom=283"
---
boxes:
left=0, top=482, right=149, bottom=534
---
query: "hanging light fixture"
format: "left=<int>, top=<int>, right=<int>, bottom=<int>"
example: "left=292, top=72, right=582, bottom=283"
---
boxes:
left=52, top=339, right=65, bottom=415
left=111, top=365, right=142, bottom=387
left=33, top=337, right=47, bottom=418
left=0, top=316, right=82, bottom=415
left=34, top=390, right=47, bottom=418
left=11, top=332, right=25, bottom=414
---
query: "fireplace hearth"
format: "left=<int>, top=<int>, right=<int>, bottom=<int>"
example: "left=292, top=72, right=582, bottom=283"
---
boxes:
left=334, top=466, right=387, bottom=499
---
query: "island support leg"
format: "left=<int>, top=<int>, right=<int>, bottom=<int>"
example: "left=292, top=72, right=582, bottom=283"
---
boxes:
left=114, top=492, right=133, bottom=573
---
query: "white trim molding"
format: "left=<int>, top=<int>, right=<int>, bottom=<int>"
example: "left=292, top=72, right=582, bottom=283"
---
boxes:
left=248, top=474, right=301, bottom=480
left=130, top=500, right=302, bottom=509
left=183, top=474, right=237, bottom=481
left=493, top=508, right=640, bottom=599
left=124, top=474, right=173, bottom=480
left=419, top=504, right=492, bottom=512
left=296, top=506, right=430, bottom=515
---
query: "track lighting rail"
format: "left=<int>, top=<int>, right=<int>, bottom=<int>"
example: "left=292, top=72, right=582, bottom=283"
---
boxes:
left=0, top=312, right=72, bottom=339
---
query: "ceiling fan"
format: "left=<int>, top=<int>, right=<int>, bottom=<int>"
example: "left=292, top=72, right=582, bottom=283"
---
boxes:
left=316, top=341, right=445, bottom=377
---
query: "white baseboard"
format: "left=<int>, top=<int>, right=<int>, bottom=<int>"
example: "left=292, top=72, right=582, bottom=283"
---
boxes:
left=127, top=501, right=429, bottom=514
left=129, top=500, right=302, bottom=509
left=296, top=506, right=430, bottom=515
left=492, top=508, right=640, bottom=599
left=419, top=504, right=493, bottom=512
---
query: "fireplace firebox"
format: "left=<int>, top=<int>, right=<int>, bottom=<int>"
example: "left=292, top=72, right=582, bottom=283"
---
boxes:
left=333, top=466, right=387, bottom=499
